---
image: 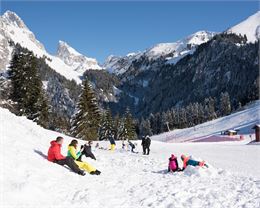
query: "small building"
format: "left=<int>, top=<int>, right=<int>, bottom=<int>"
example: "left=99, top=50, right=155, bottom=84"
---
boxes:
left=223, top=129, right=239, bottom=136
left=252, top=124, right=260, bottom=142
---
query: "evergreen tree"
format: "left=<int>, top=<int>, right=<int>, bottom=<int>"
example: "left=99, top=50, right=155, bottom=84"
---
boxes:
left=71, top=79, right=101, bottom=140
left=112, top=114, right=123, bottom=140
left=123, top=108, right=137, bottom=140
left=220, top=92, right=231, bottom=116
left=140, top=117, right=152, bottom=137
left=9, top=50, right=49, bottom=127
left=98, top=109, right=113, bottom=140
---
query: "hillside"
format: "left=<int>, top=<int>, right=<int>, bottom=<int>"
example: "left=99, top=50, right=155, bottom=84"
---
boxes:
left=152, top=101, right=260, bottom=142
left=1, top=107, right=260, bottom=207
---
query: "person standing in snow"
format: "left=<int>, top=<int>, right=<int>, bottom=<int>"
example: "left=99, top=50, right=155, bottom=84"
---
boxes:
left=78, top=141, right=96, bottom=161
left=67, top=140, right=101, bottom=175
left=108, top=135, right=116, bottom=151
left=141, top=136, right=146, bottom=154
left=168, top=154, right=181, bottom=172
left=143, top=135, right=151, bottom=155
left=47, top=136, right=85, bottom=176
left=181, top=155, right=208, bottom=170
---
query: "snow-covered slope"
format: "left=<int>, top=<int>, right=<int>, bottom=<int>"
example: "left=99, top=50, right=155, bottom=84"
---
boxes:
left=1, top=107, right=260, bottom=207
left=56, top=40, right=102, bottom=74
left=227, top=11, right=260, bottom=43
left=152, top=101, right=260, bottom=143
left=103, top=31, right=215, bottom=75
left=0, top=11, right=102, bottom=83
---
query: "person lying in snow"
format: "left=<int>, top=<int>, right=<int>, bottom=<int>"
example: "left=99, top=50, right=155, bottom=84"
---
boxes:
left=47, top=136, right=86, bottom=176
left=181, top=154, right=208, bottom=170
left=67, top=140, right=101, bottom=175
left=168, top=154, right=182, bottom=172
left=78, top=141, right=96, bottom=161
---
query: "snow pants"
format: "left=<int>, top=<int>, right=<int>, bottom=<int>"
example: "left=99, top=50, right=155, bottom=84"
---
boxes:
left=143, top=145, right=150, bottom=155
left=75, top=161, right=96, bottom=173
left=109, top=144, right=116, bottom=151
left=54, top=157, right=82, bottom=174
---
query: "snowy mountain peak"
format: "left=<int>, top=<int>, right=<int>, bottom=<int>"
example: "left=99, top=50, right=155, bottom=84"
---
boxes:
left=2, top=10, right=28, bottom=29
left=56, top=40, right=102, bottom=73
left=146, top=30, right=216, bottom=59
left=227, top=11, right=260, bottom=43
left=57, top=40, right=82, bottom=56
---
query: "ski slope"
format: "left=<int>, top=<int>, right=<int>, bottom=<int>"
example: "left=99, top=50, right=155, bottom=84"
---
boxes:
left=0, top=107, right=260, bottom=208
left=152, top=101, right=260, bottom=143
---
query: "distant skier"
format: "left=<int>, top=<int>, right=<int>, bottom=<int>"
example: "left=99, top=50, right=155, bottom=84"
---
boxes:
left=47, top=136, right=85, bottom=176
left=141, top=135, right=151, bottom=155
left=181, top=154, right=208, bottom=170
left=168, top=154, right=181, bottom=172
left=78, top=141, right=96, bottom=161
left=67, top=139, right=101, bottom=175
left=108, top=135, right=116, bottom=151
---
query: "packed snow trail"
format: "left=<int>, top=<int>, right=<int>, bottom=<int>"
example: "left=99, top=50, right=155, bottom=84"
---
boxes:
left=0, top=108, right=260, bottom=208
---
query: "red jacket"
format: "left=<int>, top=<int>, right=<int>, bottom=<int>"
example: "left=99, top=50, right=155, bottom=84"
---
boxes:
left=47, top=140, right=66, bottom=162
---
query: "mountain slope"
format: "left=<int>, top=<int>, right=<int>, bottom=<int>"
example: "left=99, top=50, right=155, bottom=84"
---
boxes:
left=227, top=11, right=260, bottom=43
left=56, top=40, right=102, bottom=74
left=1, top=107, right=260, bottom=207
left=152, top=100, right=260, bottom=142
left=103, top=31, right=216, bottom=75
left=0, top=11, right=101, bottom=83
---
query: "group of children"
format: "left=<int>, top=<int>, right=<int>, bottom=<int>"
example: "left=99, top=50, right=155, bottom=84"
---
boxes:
left=48, top=136, right=208, bottom=176
left=168, top=154, right=208, bottom=172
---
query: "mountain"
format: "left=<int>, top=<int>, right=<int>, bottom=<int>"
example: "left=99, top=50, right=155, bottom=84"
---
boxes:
left=0, top=11, right=101, bottom=83
left=103, top=31, right=216, bottom=75
left=56, top=40, right=102, bottom=74
left=227, top=11, right=260, bottom=43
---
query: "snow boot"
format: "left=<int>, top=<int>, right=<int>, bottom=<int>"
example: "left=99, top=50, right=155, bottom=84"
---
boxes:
left=78, top=170, right=86, bottom=176
left=90, top=170, right=101, bottom=175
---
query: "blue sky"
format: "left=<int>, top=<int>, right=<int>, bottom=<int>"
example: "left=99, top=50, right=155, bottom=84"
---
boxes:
left=1, top=1, right=259, bottom=63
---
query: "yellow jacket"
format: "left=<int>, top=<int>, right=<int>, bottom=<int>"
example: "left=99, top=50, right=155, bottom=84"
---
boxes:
left=67, top=145, right=81, bottom=160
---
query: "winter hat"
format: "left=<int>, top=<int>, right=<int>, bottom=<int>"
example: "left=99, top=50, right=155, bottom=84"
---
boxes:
left=181, top=154, right=186, bottom=160
left=171, top=154, right=176, bottom=159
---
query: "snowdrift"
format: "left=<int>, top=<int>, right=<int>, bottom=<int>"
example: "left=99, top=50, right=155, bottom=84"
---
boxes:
left=0, top=108, right=260, bottom=208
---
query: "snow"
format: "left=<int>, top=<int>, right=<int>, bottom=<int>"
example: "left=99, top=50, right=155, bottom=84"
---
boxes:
left=0, top=11, right=102, bottom=84
left=56, top=40, right=102, bottom=74
left=103, top=31, right=215, bottom=75
left=152, top=100, right=260, bottom=143
left=228, top=11, right=260, bottom=43
left=1, top=106, right=260, bottom=207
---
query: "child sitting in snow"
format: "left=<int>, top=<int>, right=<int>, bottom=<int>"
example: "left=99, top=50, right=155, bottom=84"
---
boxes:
left=168, top=154, right=181, bottom=172
left=181, top=154, right=208, bottom=170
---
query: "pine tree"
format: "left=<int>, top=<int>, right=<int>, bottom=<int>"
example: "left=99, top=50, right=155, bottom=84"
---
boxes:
left=98, top=109, right=113, bottom=140
left=123, top=108, right=137, bottom=140
left=9, top=50, right=49, bottom=127
left=71, top=79, right=101, bottom=140
left=140, top=117, right=152, bottom=137
left=220, top=92, right=231, bottom=116
left=112, top=114, right=125, bottom=140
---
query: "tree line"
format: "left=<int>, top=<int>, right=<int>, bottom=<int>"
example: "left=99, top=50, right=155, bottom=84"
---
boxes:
left=8, top=49, right=137, bottom=141
left=138, top=93, right=233, bottom=136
